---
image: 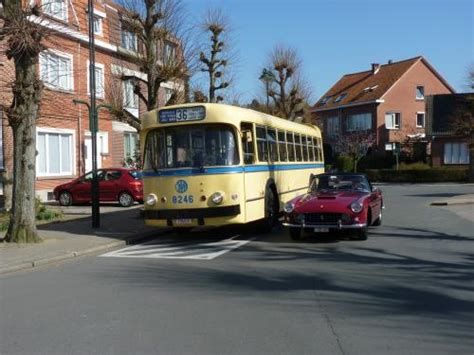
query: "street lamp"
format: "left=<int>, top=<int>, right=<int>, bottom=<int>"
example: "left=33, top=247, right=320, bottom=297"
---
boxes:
left=259, top=68, right=275, bottom=111
left=73, top=100, right=112, bottom=228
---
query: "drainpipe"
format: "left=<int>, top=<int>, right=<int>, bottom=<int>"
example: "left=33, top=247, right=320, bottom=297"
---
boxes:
left=77, top=40, right=82, bottom=175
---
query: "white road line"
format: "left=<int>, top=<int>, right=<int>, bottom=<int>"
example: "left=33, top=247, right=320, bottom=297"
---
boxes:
left=100, top=235, right=251, bottom=260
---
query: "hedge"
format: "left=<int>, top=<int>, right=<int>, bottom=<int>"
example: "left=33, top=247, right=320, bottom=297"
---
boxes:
left=365, top=168, right=468, bottom=183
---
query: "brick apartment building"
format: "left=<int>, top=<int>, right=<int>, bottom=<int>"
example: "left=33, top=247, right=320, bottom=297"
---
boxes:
left=0, top=0, right=183, bottom=201
left=312, top=56, right=455, bottom=159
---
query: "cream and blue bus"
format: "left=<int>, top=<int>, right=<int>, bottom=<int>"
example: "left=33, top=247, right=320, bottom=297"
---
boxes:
left=141, top=103, right=324, bottom=230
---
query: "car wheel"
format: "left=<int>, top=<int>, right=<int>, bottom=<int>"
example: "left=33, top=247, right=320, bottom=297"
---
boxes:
left=356, top=226, right=368, bottom=240
left=289, top=227, right=301, bottom=241
left=372, top=210, right=382, bottom=226
left=118, top=192, right=134, bottom=207
left=257, top=186, right=279, bottom=233
left=59, top=191, right=73, bottom=206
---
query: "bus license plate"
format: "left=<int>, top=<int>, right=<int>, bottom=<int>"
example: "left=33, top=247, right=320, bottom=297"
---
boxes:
left=174, top=219, right=192, bottom=225
left=314, top=227, right=329, bottom=233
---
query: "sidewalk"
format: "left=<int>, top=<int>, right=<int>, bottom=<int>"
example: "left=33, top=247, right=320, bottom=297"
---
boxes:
left=0, top=205, right=166, bottom=275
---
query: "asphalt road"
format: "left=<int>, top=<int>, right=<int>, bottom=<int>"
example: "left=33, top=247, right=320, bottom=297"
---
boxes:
left=1, top=184, right=473, bottom=355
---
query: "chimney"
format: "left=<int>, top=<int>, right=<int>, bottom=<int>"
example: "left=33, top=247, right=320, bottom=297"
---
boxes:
left=371, top=63, right=381, bottom=74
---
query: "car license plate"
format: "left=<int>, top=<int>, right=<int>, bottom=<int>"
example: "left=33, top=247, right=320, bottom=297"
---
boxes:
left=314, top=227, right=329, bottom=233
left=174, top=218, right=192, bottom=225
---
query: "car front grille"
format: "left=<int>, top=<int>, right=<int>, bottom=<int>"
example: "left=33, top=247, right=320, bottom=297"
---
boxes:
left=304, top=213, right=342, bottom=224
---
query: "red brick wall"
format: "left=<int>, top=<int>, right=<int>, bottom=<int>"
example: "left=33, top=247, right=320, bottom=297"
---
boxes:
left=377, top=60, right=453, bottom=148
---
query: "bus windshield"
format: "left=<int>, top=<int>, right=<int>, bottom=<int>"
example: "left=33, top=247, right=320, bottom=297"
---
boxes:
left=144, top=124, right=239, bottom=170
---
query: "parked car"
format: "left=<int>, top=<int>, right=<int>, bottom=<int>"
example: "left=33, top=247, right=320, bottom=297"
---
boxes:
left=53, top=168, right=143, bottom=207
left=282, top=173, right=383, bottom=240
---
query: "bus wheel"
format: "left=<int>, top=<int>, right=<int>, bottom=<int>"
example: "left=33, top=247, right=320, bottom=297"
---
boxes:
left=258, top=186, right=278, bottom=233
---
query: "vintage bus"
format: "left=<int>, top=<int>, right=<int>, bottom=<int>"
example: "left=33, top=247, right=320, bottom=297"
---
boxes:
left=141, top=103, right=324, bottom=230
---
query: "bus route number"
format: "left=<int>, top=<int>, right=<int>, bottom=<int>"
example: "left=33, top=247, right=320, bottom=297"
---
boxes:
left=172, top=195, right=194, bottom=204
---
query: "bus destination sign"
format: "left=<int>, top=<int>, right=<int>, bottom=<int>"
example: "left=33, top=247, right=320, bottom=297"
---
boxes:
left=159, top=106, right=206, bottom=123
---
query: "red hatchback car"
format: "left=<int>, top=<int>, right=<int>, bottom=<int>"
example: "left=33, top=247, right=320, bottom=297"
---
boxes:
left=282, top=173, right=383, bottom=240
left=53, top=168, right=143, bottom=207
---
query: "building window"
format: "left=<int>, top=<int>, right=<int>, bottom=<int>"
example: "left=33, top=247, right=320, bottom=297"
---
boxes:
left=123, top=80, right=138, bottom=116
left=444, top=142, right=469, bottom=165
left=40, top=51, right=73, bottom=91
left=92, top=15, right=102, bottom=35
left=320, top=96, right=331, bottom=105
left=164, top=41, right=176, bottom=62
left=121, top=27, right=137, bottom=52
left=43, top=0, right=67, bottom=21
left=416, top=86, right=425, bottom=100
left=87, top=62, right=105, bottom=99
left=164, top=88, right=173, bottom=104
left=124, top=132, right=139, bottom=160
left=37, top=129, right=74, bottom=176
left=334, top=93, right=347, bottom=103
left=326, top=116, right=340, bottom=137
left=416, top=112, right=425, bottom=128
left=385, top=112, right=401, bottom=130
left=347, top=113, right=372, bottom=131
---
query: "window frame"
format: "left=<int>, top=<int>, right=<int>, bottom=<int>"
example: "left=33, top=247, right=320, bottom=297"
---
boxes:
left=39, top=50, right=74, bottom=92
left=87, top=61, right=105, bottom=99
left=36, top=127, right=76, bottom=177
left=121, top=25, right=138, bottom=52
left=416, top=112, right=425, bottom=128
left=42, top=0, right=68, bottom=22
left=385, top=112, right=401, bottom=130
left=416, top=86, right=425, bottom=100
left=347, top=113, right=372, bottom=132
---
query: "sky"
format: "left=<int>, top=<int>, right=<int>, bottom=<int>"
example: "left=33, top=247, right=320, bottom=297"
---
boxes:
left=184, top=0, right=473, bottom=104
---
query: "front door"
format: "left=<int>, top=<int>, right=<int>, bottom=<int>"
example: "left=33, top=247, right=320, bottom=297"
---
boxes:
left=84, top=136, right=102, bottom=173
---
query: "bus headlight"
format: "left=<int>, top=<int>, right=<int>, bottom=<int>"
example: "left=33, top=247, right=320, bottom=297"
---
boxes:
left=350, top=201, right=363, bottom=213
left=283, top=202, right=295, bottom=213
left=210, top=192, right=224, bottom=205
left=146, top=194, right=158, bottom=206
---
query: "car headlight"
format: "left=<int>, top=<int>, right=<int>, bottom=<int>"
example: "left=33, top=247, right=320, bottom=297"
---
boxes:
left=210, top=192, right=224, bottom=205
left=350, top=201, right=363, bottom=213
left=283, top=202, right=295, bottom=213
left=146, top=194, right=158, bottom=206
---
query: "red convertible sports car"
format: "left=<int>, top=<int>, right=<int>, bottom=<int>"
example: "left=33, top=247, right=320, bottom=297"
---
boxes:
left=282, top=173, right=383, bottom=240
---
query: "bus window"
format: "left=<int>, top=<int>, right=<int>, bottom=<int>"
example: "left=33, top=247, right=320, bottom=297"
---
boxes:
left=314, top=137, right=321, bottom=162
left=302, top=135, right=308, bottom=161
left=278, top=130, right=287, bottom=162
left=318, top=137, right=323, bottom=161
left=241, top=122, right=255, bottom=164
left=267, top=128, right=278, bottom=162
left=307, top=136, right=314, bottom=161
left=286, top=132, right=295, bottom=162
left=256, top=126, right=268, bottom=162
left=294, top=134, right=303, bottom=161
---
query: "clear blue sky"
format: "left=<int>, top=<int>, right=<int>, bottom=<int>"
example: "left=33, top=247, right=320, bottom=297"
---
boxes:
left=185, top=0, right=473, bottom=104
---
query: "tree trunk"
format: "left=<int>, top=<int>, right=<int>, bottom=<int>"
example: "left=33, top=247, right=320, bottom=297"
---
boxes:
left=469, top=141, right=474, bottom=183
left=4, top=52, right=42, bottom=243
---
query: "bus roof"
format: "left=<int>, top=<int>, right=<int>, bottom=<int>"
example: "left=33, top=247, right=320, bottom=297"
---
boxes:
left=141, top=103, right=321, bottom=136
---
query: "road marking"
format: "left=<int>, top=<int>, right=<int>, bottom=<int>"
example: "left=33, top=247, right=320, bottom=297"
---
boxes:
left=99, top=235, right=250, bottom=260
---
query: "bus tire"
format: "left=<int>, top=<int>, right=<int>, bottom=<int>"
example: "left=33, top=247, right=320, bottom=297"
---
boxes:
left=258, top=185, right=278, bottom=233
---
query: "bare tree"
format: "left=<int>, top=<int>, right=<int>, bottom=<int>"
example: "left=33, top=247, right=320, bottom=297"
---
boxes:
left=111, top=0, right=190, bottom=130
left=334, top=131, right=376, bottom=172
left=0, top=0, right=44, bottom=242
left=265, top=45, right=311, bottom=120
left=198, top=9, right=231, bottom=103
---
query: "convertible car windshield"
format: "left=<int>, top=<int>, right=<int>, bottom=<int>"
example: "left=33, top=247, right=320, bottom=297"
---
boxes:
left=311, top=174, right=371, bottom=192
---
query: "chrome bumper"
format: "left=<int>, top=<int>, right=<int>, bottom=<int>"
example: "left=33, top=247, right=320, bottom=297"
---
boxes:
left=282, top=222, right=367, bottom=230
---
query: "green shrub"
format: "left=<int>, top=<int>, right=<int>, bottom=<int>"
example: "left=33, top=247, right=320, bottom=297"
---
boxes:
left=397, top=162, right=430, bottom=170
left=358, top=152, right=395, bottom=171
left=35, top=198, right=63, bottom=221
left=365, top=168, right=468, bottom=183
left=335, top=155, right=353, bottom=172
left=0, top=212, right=10, bottom=232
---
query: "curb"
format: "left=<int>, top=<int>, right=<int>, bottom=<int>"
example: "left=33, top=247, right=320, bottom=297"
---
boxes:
left=431, top=200, right=474, bottom=206
left=0, top=230, right=164, bottom=276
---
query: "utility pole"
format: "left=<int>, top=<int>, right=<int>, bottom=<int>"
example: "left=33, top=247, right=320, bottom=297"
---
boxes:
left=88, top=0, right=99, bottom=228
left=259, top=68, right=275, bottom=112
